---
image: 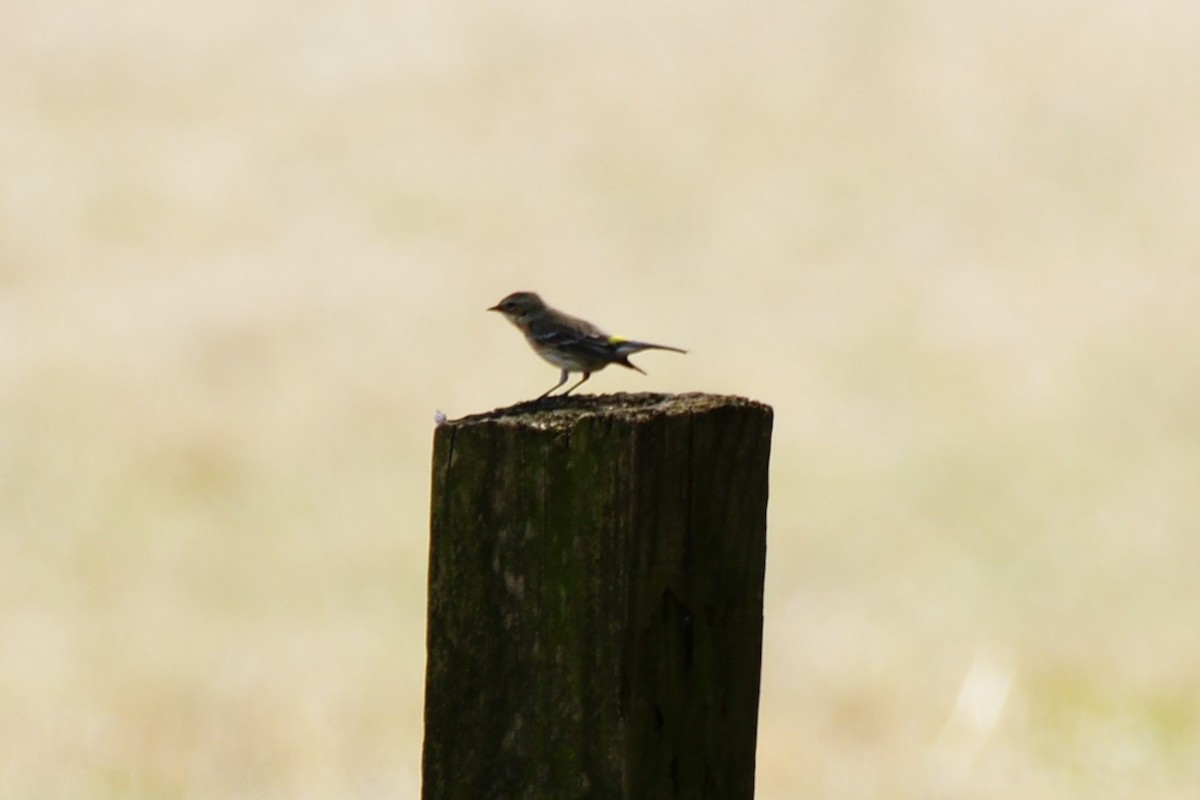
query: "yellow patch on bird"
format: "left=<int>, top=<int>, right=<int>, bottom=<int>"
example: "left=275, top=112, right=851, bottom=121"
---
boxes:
left=607, top=335, right=629, bottom=344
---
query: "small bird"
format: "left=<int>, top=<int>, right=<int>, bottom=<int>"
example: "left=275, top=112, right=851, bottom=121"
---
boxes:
left=488, top=291, right=687, bottom=399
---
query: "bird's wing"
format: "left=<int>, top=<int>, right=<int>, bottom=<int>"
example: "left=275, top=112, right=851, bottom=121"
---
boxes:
left=529, top=328, right=618, bottom=359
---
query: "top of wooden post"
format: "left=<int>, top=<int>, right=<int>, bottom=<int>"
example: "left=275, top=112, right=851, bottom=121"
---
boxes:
left=440, top=392, right=772, bottom=431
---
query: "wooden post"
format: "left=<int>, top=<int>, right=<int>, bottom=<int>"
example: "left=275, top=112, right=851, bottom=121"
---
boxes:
left=423, top=392, right=772, bottom=800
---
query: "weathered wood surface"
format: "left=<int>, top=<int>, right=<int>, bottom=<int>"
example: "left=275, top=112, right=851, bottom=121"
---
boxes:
left=423, top=392, right=772, bottom=800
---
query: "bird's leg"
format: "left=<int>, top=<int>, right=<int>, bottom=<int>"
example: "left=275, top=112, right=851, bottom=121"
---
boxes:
left=538, top=369, right=570, bottom=399
left=561, top=372, right=591, bottom=396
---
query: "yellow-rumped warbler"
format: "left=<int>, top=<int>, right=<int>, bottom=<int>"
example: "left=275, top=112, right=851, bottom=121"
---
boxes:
left=489, top=291, right=687, bottom=399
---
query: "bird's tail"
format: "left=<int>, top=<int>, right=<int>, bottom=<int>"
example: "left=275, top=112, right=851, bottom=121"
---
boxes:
left=610, top=338, right=688, bottom=356
left=615, top=357, right=647, bottom=374
left=609, top=337, right=687, bottom=374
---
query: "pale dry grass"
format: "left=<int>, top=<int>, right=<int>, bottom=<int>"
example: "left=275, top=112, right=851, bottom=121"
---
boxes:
left=2, top=1, right=1199, bottom=797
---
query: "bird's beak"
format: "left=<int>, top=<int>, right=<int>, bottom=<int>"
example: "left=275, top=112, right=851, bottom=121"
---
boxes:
left=487, top=304, right=501, bottom=312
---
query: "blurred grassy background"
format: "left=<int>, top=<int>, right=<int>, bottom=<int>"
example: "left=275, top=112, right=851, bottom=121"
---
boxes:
left=3, top=0, right=1199, bottom=797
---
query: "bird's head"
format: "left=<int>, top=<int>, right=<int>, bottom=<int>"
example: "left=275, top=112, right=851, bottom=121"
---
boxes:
left=488, top=291, right=547, bottom=324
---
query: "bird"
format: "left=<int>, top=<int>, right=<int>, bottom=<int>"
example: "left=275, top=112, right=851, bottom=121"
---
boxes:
left=488, top=291, right=686, bottom=399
